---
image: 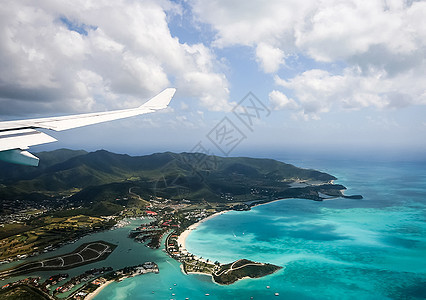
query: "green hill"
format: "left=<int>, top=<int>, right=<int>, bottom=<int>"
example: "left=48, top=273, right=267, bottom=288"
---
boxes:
left=0, top=149, right=351, bottom=215
left=213, top=259, right=282, bottom=285
left=0, top=148, right=87, bottom=181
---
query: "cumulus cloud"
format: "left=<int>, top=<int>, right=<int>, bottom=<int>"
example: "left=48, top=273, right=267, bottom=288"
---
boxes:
left=191, top=0, right=425, bottom=63
left=190, top=0, right=310, bottom=49
left=256, top=43, right=285, bottom=73
left=0, top=0, right=230, bottom=116
left=268, top=90, right=299, bottom=111
left=294, top=1, right=425, bottom=62
left=190, top=0, right=426, bottom=116
left=275, top=66, right=426, bottom=119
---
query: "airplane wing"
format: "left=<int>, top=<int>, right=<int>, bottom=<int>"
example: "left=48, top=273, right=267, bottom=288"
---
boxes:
left=0, top=88, right=176, bottom=166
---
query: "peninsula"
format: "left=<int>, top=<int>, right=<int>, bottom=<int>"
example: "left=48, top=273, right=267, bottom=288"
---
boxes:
left=165, top=211, right=283, bottom=285
left=213, top=259, right=282, bottom=285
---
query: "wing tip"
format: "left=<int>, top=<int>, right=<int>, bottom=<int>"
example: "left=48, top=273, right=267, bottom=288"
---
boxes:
left=140, top=87, right=176, bottom=109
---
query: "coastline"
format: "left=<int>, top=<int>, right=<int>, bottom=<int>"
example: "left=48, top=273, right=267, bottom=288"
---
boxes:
left=173, top=197, right=341, bottom=284
left=177, top=210, right=228, bottom=250
left=179, top=264, right=211, bottom=277
left=84, top=280, right=114, bottom=300
left=175, top=201, right=295, bottom=256
left=175, top=196, right=341, bottom=253
left=250, top=195, right=340, bottom=208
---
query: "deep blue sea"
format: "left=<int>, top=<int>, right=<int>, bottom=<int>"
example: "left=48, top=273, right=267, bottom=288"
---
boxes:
left=92, top=159, right=425, bottom=300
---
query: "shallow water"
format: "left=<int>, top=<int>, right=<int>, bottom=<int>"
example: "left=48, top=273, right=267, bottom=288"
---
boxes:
left=4, top=160, right=425, bottom=299
left=94, top=160, right=426, bottom=299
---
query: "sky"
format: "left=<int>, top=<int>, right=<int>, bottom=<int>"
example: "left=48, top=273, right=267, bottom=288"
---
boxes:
left=1, top=0, right=425, bottom=161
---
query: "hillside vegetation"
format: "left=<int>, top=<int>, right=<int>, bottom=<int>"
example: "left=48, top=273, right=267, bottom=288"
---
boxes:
left=0, top=149, right=341, bottom=211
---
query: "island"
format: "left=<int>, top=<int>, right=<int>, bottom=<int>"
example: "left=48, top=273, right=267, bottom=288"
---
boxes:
left=213, top=259, right=282, bottom=285
left=180, top=255, right=282, bottom=285
left=0, top=149, right=363, bottom=292
left=162, top=212, right=283, bottom=285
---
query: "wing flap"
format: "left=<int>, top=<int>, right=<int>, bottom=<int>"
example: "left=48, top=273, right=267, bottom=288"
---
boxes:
left=0, top=149, right=40, bottom=166
left=0, top=129, right=57, bottom=152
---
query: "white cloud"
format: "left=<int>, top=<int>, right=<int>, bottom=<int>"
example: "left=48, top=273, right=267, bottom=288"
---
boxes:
left=176, top=43, right=232, bottom=111
left=190, top=0, right=426, bottom=116
left=275, top=66, right=426, bottom=119
left=0, top=0, right=230, bottom=116
left=191, top=0, right=311, bottom=49
left=191, top=0, right=425, bottom=62
left=256, top=43, right=285, bottom=73
left=268, top=90, right=299, bottom=111
left=294, top=1, right=425, bottom=62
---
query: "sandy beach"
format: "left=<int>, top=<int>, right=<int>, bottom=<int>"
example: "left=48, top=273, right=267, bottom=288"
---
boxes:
left=177, top=211, right=228, bottom=250
left=84, top=280, right=114, bottom=300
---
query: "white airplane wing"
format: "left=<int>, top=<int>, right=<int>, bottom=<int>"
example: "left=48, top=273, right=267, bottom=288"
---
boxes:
left=0, top=88, right=176, bottom=166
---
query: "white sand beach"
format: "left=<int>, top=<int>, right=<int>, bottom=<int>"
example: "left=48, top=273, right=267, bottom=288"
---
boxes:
left=177, top=211, right=228, bottom=250
left=84, top=280, right=114, bottom=300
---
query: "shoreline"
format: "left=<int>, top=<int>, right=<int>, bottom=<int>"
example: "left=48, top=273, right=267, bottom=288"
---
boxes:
left=177, top=210, right=228, bottom=251
left=176, top=198, right=316, bottom=252
left=174, top=196, right=345, bottom=284
left=180, top=264, right=211, bottom=277
left=84, top=280, right=114, bottom=300
left=250, top=195, right=341, bottom=208
left=176, top=196, right=343, bottom=253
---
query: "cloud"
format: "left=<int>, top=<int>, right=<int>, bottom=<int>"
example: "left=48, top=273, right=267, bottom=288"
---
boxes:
left=190, top=0, right=426, bottom=116
left=190, top=0, right=310, bottom=49
left=294, top=1, right=425, bottom=62
left=275, top=66, right=426, bottom=119
left=268, top=90, right=299, bottom=111
left=256, top=43, right=285, bottom=73
left=0, top=0, right=230, bottom=116
left=191, top=0, right=425, bottom=63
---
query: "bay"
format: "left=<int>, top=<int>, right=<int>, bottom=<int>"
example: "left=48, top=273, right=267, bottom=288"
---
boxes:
left=96, top=160, right=426, bottom=299
left=3, top=159, right=424, bottom=299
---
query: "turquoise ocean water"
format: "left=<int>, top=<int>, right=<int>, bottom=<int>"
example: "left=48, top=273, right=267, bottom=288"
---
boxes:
left=2, top=159, right=423, bottom=299
left=94, top=160, right=425, bottom=300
